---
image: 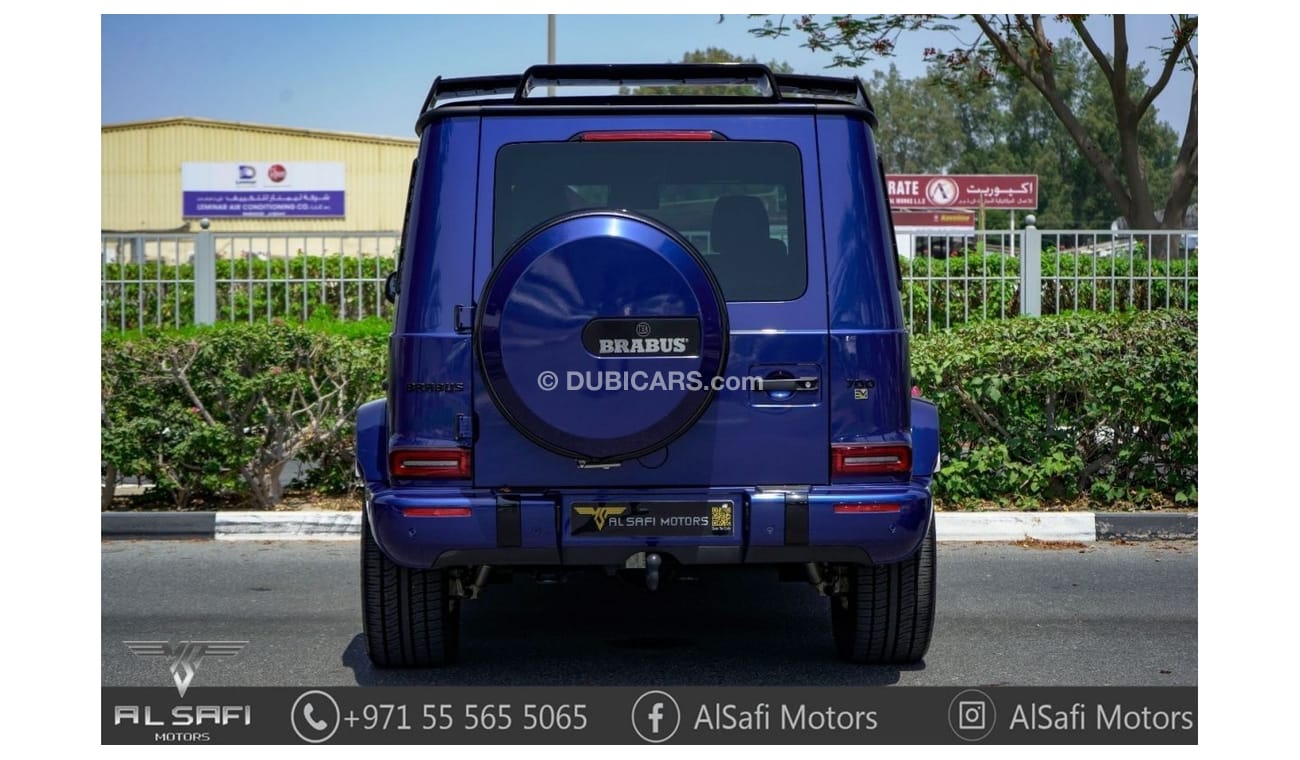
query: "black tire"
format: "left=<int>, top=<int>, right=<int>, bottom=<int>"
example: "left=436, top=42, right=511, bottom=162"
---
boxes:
left=831, top=516, right=936, bottom=664
left=361, top=509, right=460, bottom=667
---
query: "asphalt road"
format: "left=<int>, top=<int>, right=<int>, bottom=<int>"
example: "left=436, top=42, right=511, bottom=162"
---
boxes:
left=102, top=539, right=1196, bottom=687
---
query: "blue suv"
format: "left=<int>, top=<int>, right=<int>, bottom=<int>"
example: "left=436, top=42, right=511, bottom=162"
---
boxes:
left=356, top=64, right=940, bottom=667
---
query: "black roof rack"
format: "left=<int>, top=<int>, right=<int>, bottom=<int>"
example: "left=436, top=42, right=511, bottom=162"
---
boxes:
left=419, top=63, right=873, bottom=124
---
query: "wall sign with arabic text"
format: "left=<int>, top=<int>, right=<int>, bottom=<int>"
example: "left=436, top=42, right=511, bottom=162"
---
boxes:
left=182, top=162, right=346, bottom=218
left=886, top=174, right=1038, bottom=210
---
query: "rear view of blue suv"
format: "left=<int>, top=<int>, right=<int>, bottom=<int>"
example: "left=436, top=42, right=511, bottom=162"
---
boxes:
left=355, top=64, right=941, bottom=667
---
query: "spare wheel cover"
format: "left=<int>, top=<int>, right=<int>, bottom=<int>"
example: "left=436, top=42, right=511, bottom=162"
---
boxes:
left=475, top=210, right=729, bottom=462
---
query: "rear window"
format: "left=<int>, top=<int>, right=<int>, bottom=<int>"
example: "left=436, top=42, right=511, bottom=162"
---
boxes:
left=494, top=140, right=807, bottom=302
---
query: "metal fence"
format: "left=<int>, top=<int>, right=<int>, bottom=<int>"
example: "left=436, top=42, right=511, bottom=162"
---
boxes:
left=899, top=229, right=1021, bottom=334
left=898, top=225, right=1197, bottom=333
left=101, top=224, right=1196, bottom=333
left=1035, top=228, right=1198, bottom=317
left=101, top=233, right=197, bottom=332
left=101, top=230, right=399, bottom=331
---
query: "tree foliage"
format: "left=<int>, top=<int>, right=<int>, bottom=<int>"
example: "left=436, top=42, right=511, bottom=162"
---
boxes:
left=895, top=39, right=1183, bottom=228
left=749, top=14, right=1197, bottom=232
left=620, top=47, right=793, bottom=96
left=867, top=64, right=963, bottom=174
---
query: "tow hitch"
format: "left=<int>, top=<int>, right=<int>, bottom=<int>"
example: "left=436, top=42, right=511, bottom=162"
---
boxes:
left=645, top=552, right=663, bottom=591
left=622, top=551, right=667, bottom=590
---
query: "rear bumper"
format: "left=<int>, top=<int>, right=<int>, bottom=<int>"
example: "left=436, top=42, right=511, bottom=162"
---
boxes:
left=367, top=483, right=933, bottom=570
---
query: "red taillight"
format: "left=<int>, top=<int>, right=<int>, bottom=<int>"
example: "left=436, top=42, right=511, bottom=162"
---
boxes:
left=831, top=443, right=912, bottom=476
left=389, top=448, right=470, bottom=478
left=834, top=503, right=903, bottom=514
left=577, top=130, right=716, bottom=141
left=401, top=507, right=472, bottom=518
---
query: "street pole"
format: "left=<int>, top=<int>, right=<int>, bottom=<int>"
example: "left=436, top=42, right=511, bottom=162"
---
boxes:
left=547, top=14, right=556, bottom=97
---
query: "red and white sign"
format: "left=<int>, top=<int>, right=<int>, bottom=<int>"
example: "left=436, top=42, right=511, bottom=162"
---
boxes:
left=892, top=210, right=976, bottom=229
left=886, top=174, right=1039, bottom=209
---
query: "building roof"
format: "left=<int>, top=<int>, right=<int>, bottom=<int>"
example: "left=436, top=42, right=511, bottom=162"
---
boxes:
left=101, top=116, right=418, bottom=147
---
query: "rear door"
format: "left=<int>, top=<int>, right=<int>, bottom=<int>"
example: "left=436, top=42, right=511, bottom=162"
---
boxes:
left=471, top=113, right=829, bottom=488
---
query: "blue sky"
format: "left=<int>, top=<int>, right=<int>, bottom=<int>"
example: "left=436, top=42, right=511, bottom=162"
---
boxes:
left=101, top=14, right=1195, bottom=139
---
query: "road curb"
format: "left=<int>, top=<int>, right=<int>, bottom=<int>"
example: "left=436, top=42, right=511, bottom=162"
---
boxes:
left=101, top=510, right=1198, bottom=542
left=214, top=511, right=360, bottom=540
left=101, top=511, right=216, bottom=538
left=1095, top=511, right=1198, bottom=540
left=935, top=512, right=1098, bottom=542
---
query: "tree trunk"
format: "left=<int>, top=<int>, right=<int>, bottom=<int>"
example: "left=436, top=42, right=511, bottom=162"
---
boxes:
left=1161, top=66, right=1198, bottom=253
left=268, top=461, right=286, bottom=506
left=102, top=463, right=117, bottom=511
left=245, top=461, right=288, bottom=508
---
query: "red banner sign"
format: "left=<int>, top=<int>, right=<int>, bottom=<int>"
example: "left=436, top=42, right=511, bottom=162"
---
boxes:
left=891, top=210, right=976, bottom=229
left=886, top=174, right=1039, bottom=209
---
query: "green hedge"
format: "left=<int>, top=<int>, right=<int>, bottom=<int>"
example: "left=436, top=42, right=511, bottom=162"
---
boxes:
left=901, top=252, right=1197, bottom=333
left=102, top=311, right=1196, bottom=510
left=101, top=256, right=397, bottom=330
left=911, top=309, right=1197, bottom=509
left=102, top=320, right=388, bottom=507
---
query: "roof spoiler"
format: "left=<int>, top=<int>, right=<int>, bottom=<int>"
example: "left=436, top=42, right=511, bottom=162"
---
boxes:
left=418, top=63, right=873, bottom=128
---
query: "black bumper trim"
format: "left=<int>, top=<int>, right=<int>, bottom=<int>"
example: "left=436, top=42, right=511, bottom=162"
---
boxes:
left=784, top=493, right=809, bottom=545
left=495, top=495, right=521, bottom=548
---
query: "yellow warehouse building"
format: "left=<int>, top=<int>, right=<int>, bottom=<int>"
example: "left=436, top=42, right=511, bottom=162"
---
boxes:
left=101, top=117, right=418, bottom=260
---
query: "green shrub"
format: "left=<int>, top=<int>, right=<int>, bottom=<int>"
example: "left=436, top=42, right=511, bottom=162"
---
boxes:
left=911, top=309, right=1198, bottom=509
left=103, top=311, right=1197, bottom=511
left=101, top=321, right=388, bottom=507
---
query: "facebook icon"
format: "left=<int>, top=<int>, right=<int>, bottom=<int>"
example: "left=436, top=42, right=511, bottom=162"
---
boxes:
left=632, top=690, right=680, bottom=743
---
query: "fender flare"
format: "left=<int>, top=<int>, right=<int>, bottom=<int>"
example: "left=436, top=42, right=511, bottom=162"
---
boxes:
left=355, top=398, right=388, bottom=487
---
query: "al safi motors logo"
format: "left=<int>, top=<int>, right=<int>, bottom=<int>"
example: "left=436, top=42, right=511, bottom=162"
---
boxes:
left=235, top=164, right=288, bottom=186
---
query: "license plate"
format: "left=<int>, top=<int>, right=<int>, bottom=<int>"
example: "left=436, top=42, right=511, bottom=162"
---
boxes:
left=570, top=501, right=733, bottom=537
